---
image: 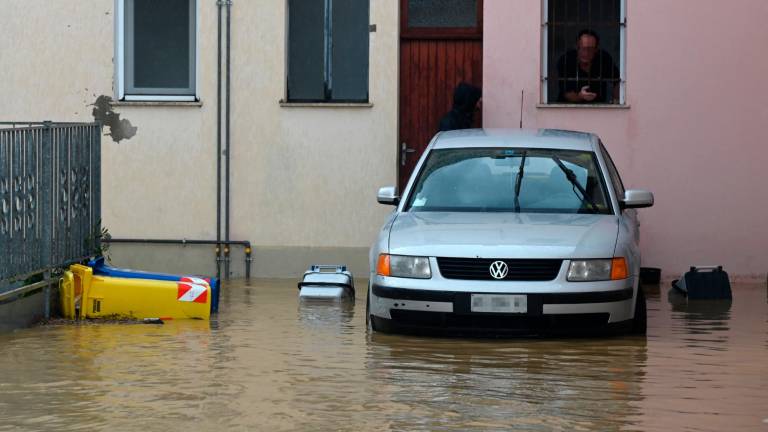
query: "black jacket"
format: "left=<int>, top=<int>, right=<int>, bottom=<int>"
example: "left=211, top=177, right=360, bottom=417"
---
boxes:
left=438, top=83, right=482, bottom=132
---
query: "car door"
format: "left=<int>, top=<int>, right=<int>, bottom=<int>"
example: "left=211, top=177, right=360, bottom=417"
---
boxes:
left=599, top=142, right=641, bottom=273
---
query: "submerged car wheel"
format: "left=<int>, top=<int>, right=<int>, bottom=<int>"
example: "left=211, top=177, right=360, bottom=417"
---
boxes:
left=366, top=285, right=376, bottom=332
left=631, top=287, right=647, bottom=335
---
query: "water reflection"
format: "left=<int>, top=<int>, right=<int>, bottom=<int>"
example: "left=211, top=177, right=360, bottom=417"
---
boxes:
left=298, top=298, right=356, bottom=329
left=667, top=288, right=733, bottom=318
left=667, top=288, right=732, bottom=348
left=366, top=334, right=647, bottom=430
left=0, top=320, right=222, bottom=431
left=641, top=282, right=662, bottom=300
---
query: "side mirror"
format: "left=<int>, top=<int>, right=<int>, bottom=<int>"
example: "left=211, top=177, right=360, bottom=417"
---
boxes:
left=621, top=189, right=654, bottom=209
left=377, top=186, right=399, bottom=206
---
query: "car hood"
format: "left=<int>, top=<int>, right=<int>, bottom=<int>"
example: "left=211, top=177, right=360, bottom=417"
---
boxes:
left=388, top=212, right=618, bottom=259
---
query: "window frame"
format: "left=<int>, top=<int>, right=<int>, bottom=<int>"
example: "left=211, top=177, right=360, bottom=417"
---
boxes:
left=540, top=0, right=626, bottom=106
left=285, top=0, right=370, bottom=104
left=598, top=141, right=626, bottom=203
left=116, top=0, right=199, bottom=102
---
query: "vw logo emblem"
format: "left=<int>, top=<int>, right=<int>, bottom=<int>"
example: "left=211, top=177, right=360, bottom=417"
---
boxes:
left=489, top=261, right=508, bottom=280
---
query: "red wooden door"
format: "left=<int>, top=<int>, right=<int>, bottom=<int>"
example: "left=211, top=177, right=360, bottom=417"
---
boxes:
left=398, top=0, right=483, bottom=190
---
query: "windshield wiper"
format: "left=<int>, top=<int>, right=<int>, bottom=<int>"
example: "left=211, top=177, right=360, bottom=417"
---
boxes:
left=513, top=151, right=527, bottom=212
left=551, top=155, right=600, bottom=213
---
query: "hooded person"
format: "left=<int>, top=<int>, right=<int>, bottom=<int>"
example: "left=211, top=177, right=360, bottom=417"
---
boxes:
left=438, top=82, right=482, bottom=132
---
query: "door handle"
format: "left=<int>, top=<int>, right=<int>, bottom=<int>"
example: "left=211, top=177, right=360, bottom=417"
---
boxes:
left=400, top=142, right=416, bottom=166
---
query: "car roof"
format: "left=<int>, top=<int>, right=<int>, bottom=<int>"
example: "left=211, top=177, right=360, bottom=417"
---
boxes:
left=432, top=128, right=598, bottom=152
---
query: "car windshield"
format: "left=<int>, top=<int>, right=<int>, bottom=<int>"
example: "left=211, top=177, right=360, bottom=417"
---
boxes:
left=405, top=148, right=613, bottom=214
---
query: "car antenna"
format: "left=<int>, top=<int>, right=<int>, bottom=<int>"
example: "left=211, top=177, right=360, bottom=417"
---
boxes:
left=519, top=90, right=524, bottom=129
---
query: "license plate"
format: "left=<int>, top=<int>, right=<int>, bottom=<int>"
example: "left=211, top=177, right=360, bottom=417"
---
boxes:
left=470, top=294, right=527, bottom=313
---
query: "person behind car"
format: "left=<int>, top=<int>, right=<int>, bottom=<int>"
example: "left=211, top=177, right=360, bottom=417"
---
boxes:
left=557, top=29, right=619, bottom=104
left=438, top=82, right=482, bottom=132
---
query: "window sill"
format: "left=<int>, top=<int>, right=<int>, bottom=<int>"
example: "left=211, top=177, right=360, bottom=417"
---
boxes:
left=536, top=103, right=630, bottom=109
left=279, top=101, right=373, bottom=108
left=112, top=101, right=203, bottom=107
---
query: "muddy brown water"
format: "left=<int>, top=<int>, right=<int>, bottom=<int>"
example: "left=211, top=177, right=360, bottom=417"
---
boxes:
left=0, top=280, right=766, bottom=432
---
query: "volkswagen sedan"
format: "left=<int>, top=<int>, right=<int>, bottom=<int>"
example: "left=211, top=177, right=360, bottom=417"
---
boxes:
left=368, top=129, right=654, bottom=336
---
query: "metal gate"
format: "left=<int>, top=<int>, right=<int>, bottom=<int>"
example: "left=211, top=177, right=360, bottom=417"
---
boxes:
left=0, top=122, right=101, bottom=286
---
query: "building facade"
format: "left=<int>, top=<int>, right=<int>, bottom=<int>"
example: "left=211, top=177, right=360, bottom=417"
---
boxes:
left=483, top=0, right=768, bottom=281
left=1, top=0, right=399, bottom=278
left=0, top=0, right=766, bottom=281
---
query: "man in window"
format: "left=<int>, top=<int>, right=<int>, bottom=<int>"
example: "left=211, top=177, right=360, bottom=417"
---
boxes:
left=557, top=30, right=619, bottom=104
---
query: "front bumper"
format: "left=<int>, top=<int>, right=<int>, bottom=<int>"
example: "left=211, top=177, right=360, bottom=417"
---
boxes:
left=368, top=275, right=637, bottom=336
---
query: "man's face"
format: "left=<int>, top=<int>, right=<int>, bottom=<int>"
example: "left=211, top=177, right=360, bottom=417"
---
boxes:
left=577, top=34, right=598, bottom=64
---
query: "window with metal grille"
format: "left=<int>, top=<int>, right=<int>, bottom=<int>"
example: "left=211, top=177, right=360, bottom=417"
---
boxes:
left=287, top=0, right=370, bottom=103
left=118, top=0, right=197, bottom=101
left=541, top=0, right=626, bottom=105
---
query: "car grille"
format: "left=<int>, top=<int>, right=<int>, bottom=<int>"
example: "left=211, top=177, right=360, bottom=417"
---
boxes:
left=436, top=258, right=563, bottom=281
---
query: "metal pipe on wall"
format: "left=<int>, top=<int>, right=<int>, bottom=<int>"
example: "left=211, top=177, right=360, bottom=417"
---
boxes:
left=225, top=0, right=232, bottom=279
left=103, top=238, right=252, bottom=280
left=216, top=0, right=223, bottom=280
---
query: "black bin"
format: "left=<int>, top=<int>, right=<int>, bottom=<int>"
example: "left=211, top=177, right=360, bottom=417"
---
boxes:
left=640, top=267, right=661, bottom=285
left=672, top=266, right=732, bottom=300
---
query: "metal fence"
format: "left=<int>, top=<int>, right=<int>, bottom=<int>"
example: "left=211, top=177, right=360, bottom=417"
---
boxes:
left=0, top=122, right=101, bottom=286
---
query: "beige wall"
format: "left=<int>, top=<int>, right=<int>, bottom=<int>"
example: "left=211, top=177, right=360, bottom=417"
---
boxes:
left=0, top=0, right=399, bottom=277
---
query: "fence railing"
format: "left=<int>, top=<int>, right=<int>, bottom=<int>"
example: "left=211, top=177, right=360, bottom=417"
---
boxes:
left=0, top=122, right=101, bottom=287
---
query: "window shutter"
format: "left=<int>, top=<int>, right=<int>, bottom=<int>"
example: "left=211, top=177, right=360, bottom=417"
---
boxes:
left=330, top=0, right=369, bottom=102
left=287, top=0, right=326, bottom=101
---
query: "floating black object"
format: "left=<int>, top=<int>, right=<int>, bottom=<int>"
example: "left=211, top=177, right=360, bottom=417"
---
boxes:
left=640, top=267, right=661, bottom=285
left=672, top=266, right=732, bottom=300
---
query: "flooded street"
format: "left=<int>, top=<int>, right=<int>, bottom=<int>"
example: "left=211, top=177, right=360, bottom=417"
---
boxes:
left=0, top=280, right=766, bottom=431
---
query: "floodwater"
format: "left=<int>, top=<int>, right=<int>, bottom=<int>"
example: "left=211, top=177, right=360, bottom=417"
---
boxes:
left=0, top=280, right=767, bottom=432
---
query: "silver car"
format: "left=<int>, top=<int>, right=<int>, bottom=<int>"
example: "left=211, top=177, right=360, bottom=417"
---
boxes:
left=368, top=129, right=654, bottom=336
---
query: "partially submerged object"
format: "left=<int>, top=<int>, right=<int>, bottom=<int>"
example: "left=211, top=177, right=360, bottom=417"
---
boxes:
left=88, top=257, right=221, bottom=313
left=61, top=264, right=211, bottom=321
left=640, top=267, right=661, bottom=285
left=672, top=266, right=732, bottom=300
left=298, top=265, right=355, bottom=300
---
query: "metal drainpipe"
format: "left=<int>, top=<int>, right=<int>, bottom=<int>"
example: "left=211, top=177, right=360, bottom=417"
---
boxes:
left=225, top=0, right=232, bottom=279
left=216, top=0, right=223, bottom=279
left=103, top=238, right=252, bottom=281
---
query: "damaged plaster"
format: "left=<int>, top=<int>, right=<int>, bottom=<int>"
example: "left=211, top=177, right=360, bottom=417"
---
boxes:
left=91, top=96, right=137, bottom=143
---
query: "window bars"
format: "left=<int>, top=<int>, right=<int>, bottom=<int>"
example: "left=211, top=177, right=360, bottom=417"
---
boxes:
left=542, top=0, right=626, bottom=105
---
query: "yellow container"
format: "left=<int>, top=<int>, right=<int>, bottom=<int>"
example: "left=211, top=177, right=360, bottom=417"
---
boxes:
left=60, top=264, right=210, bottom=320
left=59, top=270, right=78, bottom=319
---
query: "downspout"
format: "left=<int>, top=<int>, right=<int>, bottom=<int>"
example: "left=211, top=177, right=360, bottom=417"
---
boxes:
left=216, top=0, right=223, bottom=279
left=225, top=0, right=232, bottom=278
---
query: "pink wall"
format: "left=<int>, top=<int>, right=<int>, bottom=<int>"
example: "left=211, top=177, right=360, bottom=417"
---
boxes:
left=484, top=0, right=768, bottom=281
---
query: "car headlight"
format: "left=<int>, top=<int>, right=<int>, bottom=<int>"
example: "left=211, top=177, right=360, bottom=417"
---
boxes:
left=567, top=258, right=628, bottom=282
left=377, top=254, right=432, bottom=279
